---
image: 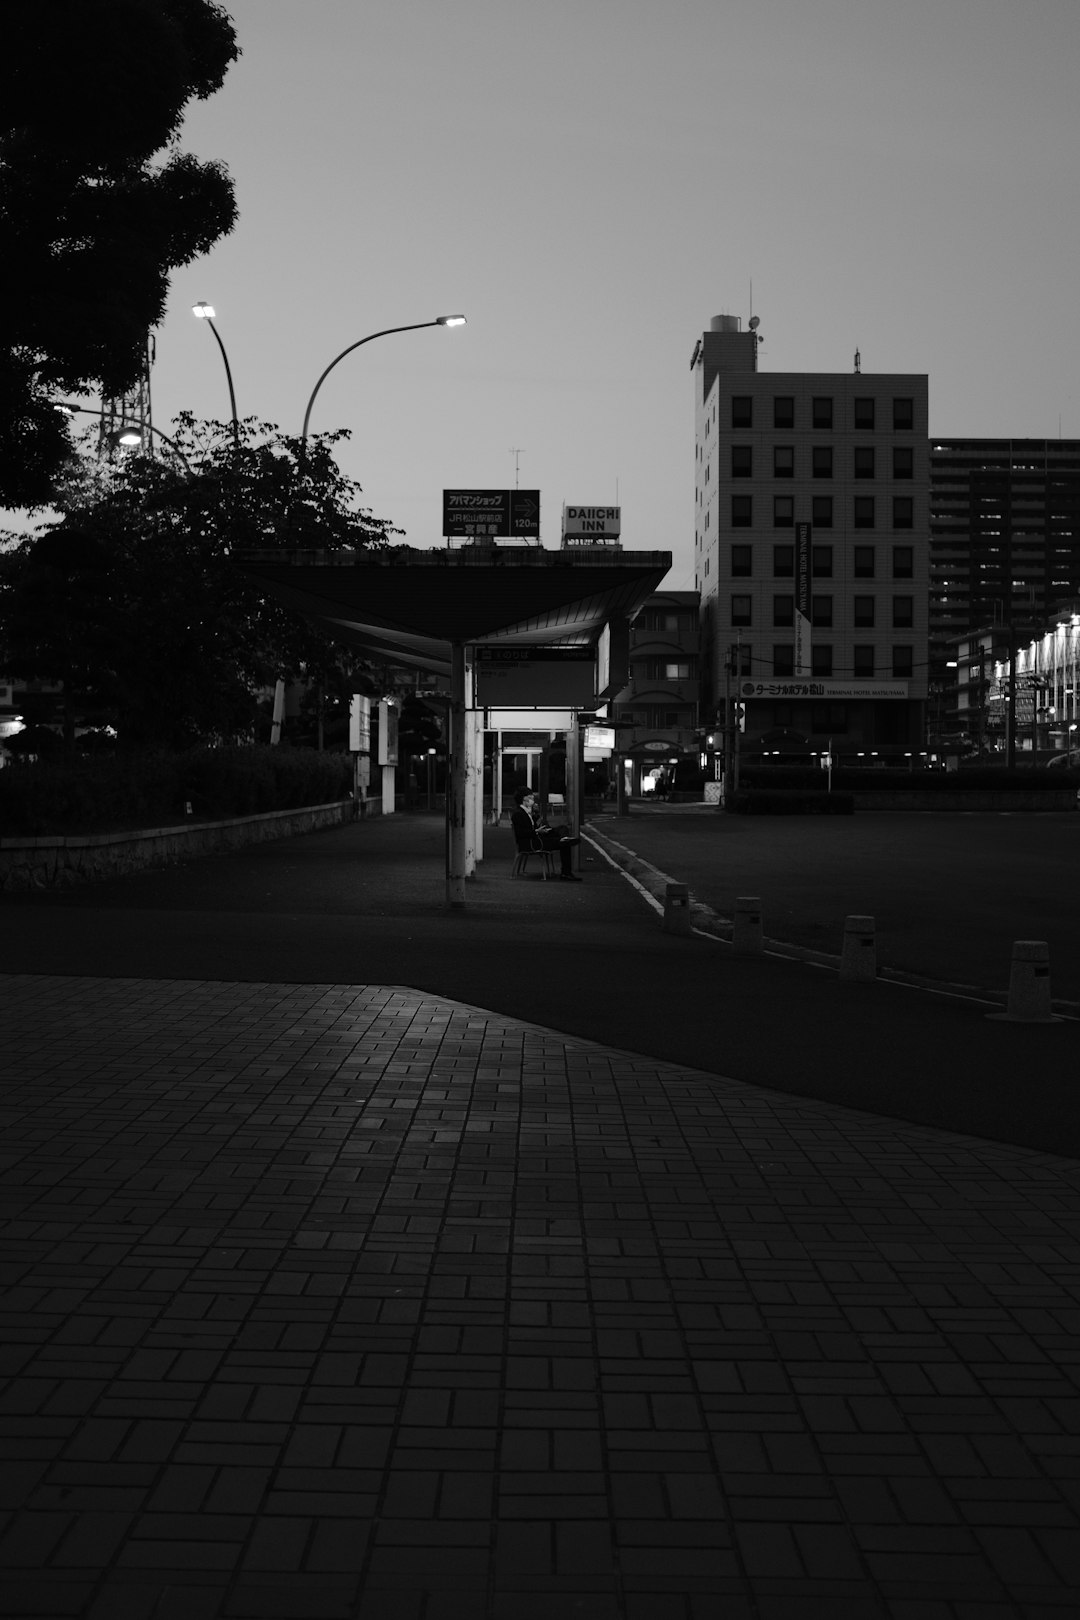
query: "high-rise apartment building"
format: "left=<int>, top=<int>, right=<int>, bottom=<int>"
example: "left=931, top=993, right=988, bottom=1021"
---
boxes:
left=693, top=315, right=929, bottom=760
left=929, top=438, right=1080, bottom=692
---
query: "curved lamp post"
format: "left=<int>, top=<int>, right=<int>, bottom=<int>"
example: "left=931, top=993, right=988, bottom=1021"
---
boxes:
left=299, top=314, right=466, bottom=458
left=192, top=302, right=240, bottom=447
left=54, top=402, right=193, bottom=473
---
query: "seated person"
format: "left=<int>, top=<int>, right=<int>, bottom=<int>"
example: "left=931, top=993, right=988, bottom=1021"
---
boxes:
left=510, top=788, right=582, bottom=880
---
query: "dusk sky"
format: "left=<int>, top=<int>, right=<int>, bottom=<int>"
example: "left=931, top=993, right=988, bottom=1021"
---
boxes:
left=141, top=0, right=1079, bottom=588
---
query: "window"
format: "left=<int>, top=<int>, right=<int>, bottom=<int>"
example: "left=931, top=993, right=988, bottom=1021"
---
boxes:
left=812, top=545, right=833, bottom=577
left=731, top=396, right=753, bottom=428
left=854, top=497, right=875, bottom=529
left=810, top=702, right=849, bottom=734
left=773, top=544, right=794, bottom=577
left=773, top=595, right=794, bottom=627
left=854, top=447, right=875, bottom=479
left=893, top=497, right=914, bottom=529
left=663, top=662, right=691, bottom=679
left=853, top=646, right=875, bottom=677
left=773, top=644, right=795, bottom=677
left=893, top=646, right=914, bottom=677
left=854, top=398, right=875, bottom=429
left=812, top=397, right=833, bottom=428
left=773, top=495, right=794, bottom=527
left=811, top=496, right=833, bottom=527
left=893, top=397, right=914, bottom=430
left=731, top=445, right=752, bottom=477
left=731, top=495, right=753, bottom=527
left=811, top=595, right=833, bottom=627
left=812, top=645, right=833, bottom=677
left=812, top=446, right=833, bottom=479
left=730, top=544, right=752, bottom=576
left=731, top=594, right=752, bottom=626
left=893, top=446, right=913, bottom=479
left=892, top=596, right=914, bottom=628
left=854, top=545, right=875, bottom=578
left=853, top=596, right=876, bottom=627
left=773, top=445, right=794, bottom=478
left=892, top=545, right=914, bottom=578
left=773, top=396, right=794, bottom=428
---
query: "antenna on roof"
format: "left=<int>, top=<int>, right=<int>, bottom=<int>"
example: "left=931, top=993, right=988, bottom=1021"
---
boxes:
left=854, top=348, right=861, bottom=374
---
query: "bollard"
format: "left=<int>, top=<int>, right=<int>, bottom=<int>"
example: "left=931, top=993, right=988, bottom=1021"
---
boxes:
left=987, top=940, right=1061, bottom=1023
left=839, top=914, right=876, bottom=981
left=663, top=882, right=692, bottom=936
left=732, top=896, right=763, bottom=955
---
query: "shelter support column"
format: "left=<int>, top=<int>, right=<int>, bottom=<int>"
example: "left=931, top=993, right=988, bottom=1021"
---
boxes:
left=447, top=642, right=468, bottom=907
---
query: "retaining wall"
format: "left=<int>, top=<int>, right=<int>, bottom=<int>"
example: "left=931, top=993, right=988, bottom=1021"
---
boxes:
left=0, top=797, right=365, bottom=891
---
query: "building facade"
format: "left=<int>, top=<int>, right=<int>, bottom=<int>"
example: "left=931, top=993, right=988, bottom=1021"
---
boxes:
left=929, top=439, right=1080, bottom=738
left=693, top=314, right=929, bottom=763
left=613, top=590, right=700, bottom=793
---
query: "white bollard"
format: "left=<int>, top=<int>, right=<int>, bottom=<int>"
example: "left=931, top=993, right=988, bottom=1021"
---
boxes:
left=732, top=896, right=763, bottom=955
left=987, top=940, right=1061, bottom=1024
left=839, top=914, right=876, bottom=981
left=663, top=882, right=692, bottom=936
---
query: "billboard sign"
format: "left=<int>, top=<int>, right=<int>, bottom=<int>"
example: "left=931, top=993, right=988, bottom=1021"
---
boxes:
left=794, top=522, right=811, bottom=676
left=475, top=647, right=595, bottom=706
left=443, top=489, right=540, bottom=539
left=562, top=504, right=621, bottom=543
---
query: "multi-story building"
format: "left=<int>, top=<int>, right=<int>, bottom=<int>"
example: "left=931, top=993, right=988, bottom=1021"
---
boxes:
left=613, top=590, right=700, bottom=793
left=693, top=314, right=929, bottom=762
left=929, top=439, right=1080, bottom=735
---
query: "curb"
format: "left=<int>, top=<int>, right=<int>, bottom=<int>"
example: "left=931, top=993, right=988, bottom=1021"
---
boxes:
left=583, top=822, right=1080, bottom=1020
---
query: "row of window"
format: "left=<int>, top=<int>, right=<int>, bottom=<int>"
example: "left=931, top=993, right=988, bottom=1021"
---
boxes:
left=731, top=544, right=915, bottom=578
left=727, top=445, right=915, bottom=479
left=723, top=495, right=915, bottom=529
left=727, top=396, right=916, bottom=431
left=763, top=646, right=915, bottom=678
left=731, top=595, right=915, bottom=628
left=630, top=659, right=697, bottom=680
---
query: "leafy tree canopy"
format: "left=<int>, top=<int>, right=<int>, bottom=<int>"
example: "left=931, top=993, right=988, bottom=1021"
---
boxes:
left=0, top=416, right=401, bottom=751
left=1, top=0, right=239, bottom=506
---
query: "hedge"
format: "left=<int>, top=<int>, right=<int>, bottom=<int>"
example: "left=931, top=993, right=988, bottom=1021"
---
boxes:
left=738, top=766, right=1079, bottom=794
left=0, top=746, right=353, bottom=837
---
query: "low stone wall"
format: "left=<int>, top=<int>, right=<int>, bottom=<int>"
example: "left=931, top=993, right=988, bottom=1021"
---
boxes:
left=0, top=797, right=363, bottom=891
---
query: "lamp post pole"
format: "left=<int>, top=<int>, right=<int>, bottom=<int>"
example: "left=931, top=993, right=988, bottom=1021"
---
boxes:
left=299, top=315, right=466, bottom=463
left=54, top=403, right=193, bottom=473
left=192, top=304, right=239, bottom=448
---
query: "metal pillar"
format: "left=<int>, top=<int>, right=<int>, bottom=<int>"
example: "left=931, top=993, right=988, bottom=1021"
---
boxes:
left=447, top=642, right=468, bottom=907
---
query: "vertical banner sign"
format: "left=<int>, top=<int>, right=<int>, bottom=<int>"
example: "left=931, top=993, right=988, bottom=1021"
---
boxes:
left=794, top=521, right=812, bottom=677
left=378, top=699, right=399, bottom=766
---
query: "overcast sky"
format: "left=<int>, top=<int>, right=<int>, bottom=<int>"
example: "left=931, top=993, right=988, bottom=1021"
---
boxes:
left=143, top=0, right=1080, bottom=588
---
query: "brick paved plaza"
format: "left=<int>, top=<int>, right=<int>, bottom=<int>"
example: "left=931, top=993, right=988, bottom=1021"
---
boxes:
left=2, top=971, right=1078, bottom=1617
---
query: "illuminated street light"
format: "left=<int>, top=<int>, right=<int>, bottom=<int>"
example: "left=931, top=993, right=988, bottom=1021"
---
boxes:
left=300, top=315, right=467, bottom=452
left=54, top=402, right=193, bottom=472
left=192, top=301, right=240, bottom=446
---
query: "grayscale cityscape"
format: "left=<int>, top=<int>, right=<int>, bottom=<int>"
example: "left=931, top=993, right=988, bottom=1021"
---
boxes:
left=2, top=3, right=1078, bottom=1616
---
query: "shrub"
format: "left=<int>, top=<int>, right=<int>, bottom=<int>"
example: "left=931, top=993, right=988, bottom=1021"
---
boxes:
left=729, top=789, right=855, bottom=815
left=0, top=746, right=352, bottom=837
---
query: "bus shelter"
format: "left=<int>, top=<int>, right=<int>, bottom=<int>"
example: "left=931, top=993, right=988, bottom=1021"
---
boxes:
left=242, top=545, right=671, bottom=904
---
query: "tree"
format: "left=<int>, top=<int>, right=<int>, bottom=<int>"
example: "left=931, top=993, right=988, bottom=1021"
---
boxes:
left=0, top=0, right=239, bottom=506
left=0, top=417, right=401, bottom=750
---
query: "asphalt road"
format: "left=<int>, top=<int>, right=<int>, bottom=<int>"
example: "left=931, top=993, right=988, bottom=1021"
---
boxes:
left=600, top=803, right=1080, bottom=1005
left=3, top=811, right=1078, bottom=1157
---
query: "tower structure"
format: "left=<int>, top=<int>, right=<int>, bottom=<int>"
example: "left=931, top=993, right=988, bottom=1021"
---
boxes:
left=99, top=336, right=154, bottom=456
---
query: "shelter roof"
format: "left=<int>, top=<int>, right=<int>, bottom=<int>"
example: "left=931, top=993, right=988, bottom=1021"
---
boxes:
left=242, top=545, right=672, bottom=676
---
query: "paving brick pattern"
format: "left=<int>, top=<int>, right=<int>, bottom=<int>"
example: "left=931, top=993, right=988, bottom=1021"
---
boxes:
left=1, top=972, right=1079, bottom=1618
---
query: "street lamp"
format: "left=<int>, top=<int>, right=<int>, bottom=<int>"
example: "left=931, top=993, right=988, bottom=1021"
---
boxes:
left=299, top=314, right=467, bottom=454
left=192, top=302, right=240, bottom=447
left=53, top=403, right=193, bottom=473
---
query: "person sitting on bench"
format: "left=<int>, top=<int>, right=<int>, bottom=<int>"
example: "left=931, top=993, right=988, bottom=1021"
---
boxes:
left=510, top=788, right=582, bottom=881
